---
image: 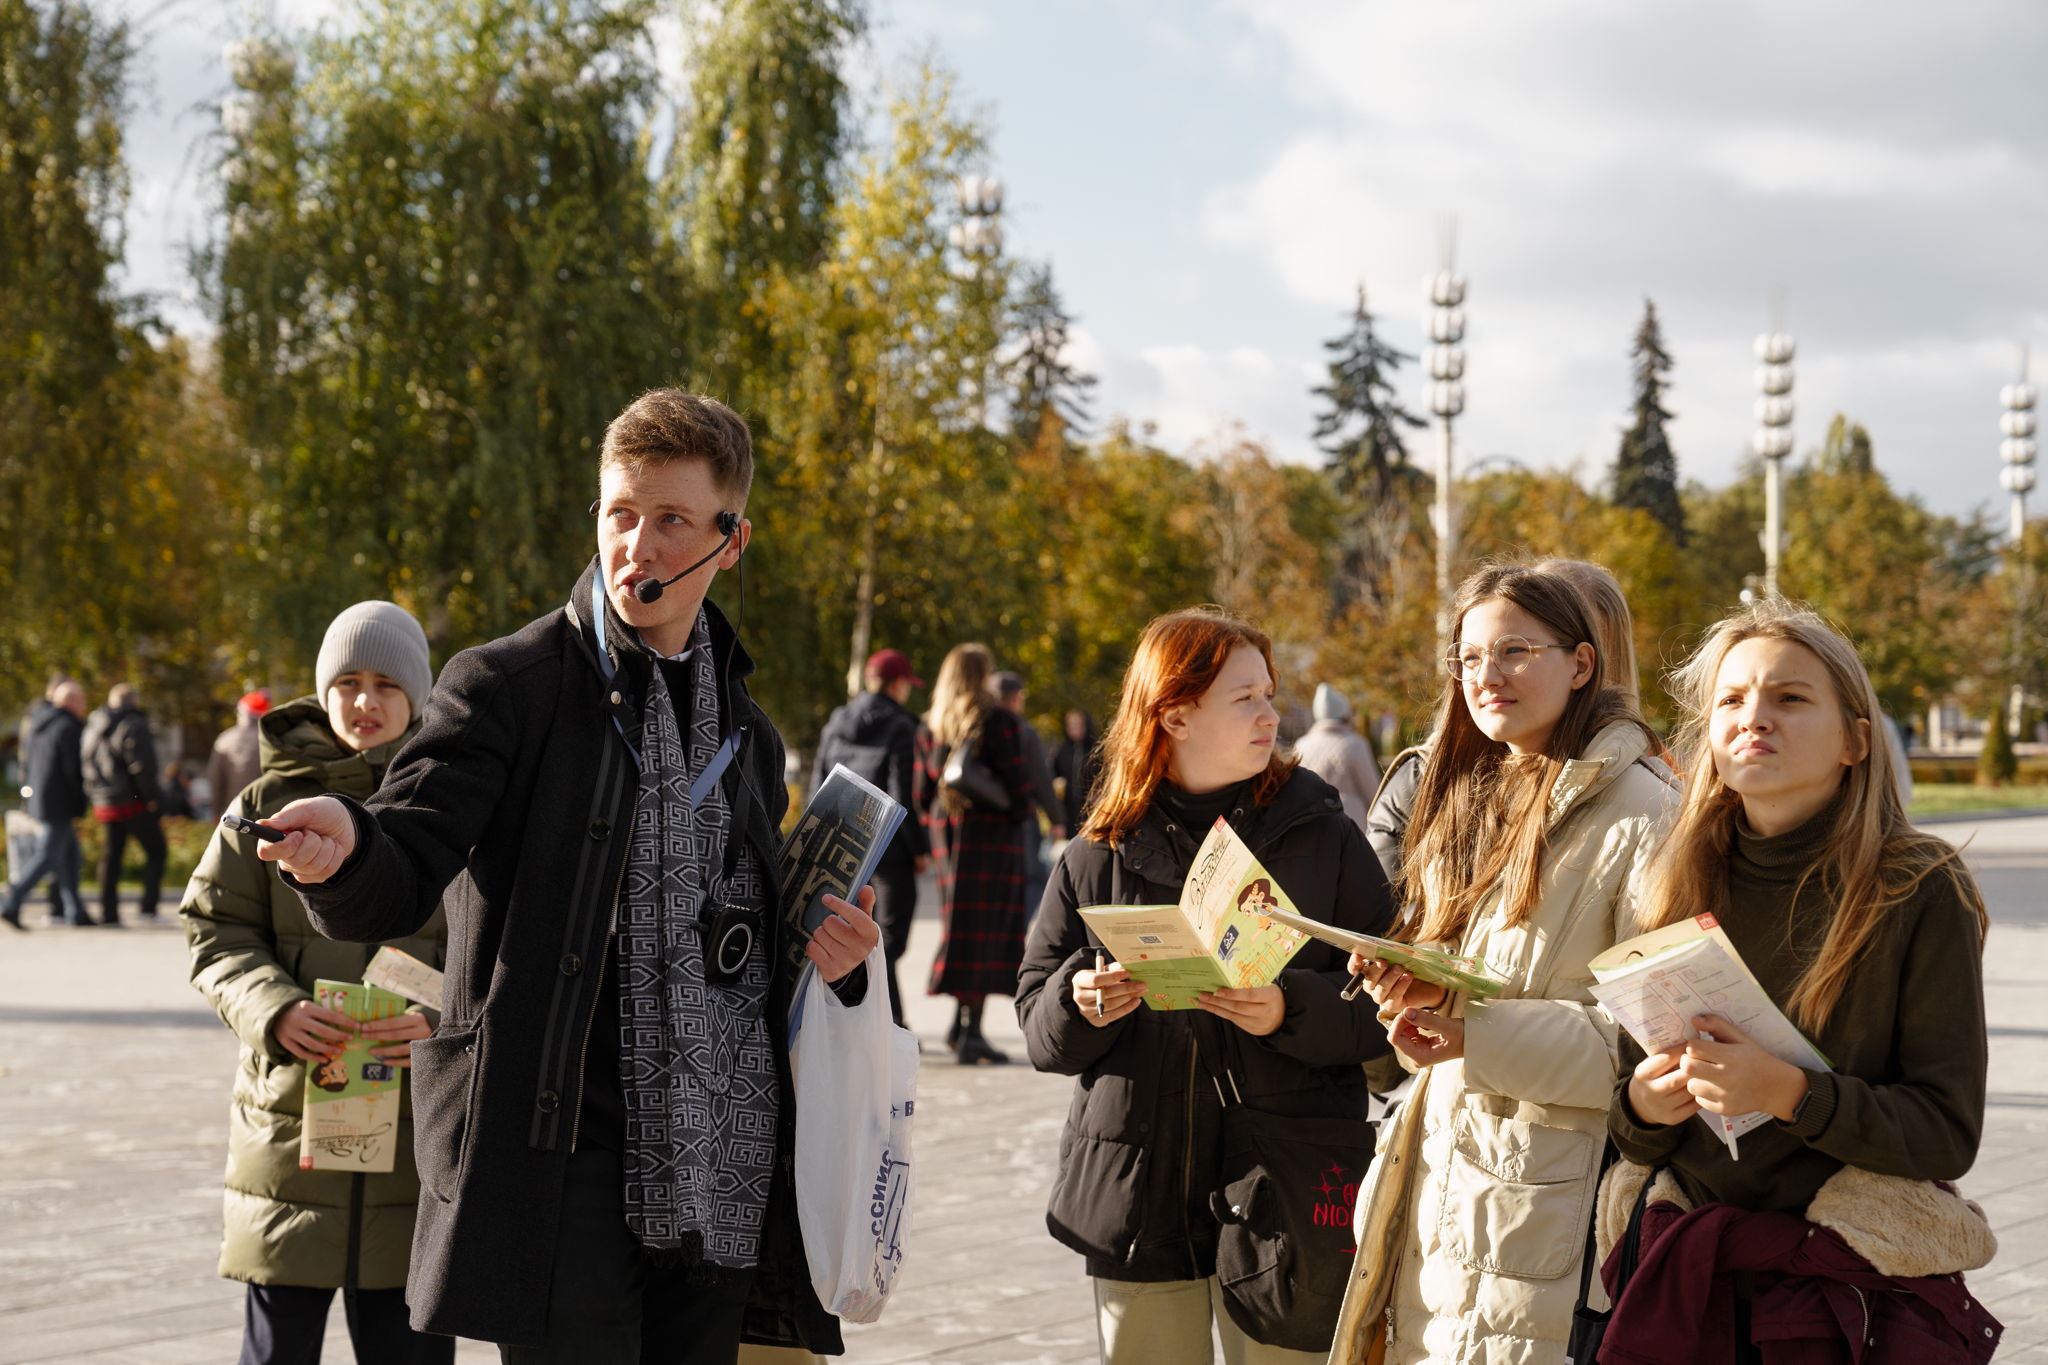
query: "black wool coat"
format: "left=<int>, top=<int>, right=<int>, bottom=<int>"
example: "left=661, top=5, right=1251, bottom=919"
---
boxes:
left=291, top=560, right=845, bottom=1352
left=1015, top=766, right=1396, bottom=1282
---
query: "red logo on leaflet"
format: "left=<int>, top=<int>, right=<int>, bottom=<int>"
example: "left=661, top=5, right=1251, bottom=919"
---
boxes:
left=1313, top=1162, right=1359, bottom=1247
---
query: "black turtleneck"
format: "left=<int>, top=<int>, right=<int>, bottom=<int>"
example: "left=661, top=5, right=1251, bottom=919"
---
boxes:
left=1612, top=798, right=1988, bottom=1213
left=1151, top=778, right=1250, bottom=846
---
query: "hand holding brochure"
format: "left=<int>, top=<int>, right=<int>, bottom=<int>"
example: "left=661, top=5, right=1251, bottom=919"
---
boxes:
left=779, top=764, right=908, bottom=940
left=1076, top=818, right=1311, bottom=1010
left=1587, top=914, right=1829, bottom=1158
left=1253, top=908, right=1506, bottom=1000
left=299, top=979, right=409, bottom=1172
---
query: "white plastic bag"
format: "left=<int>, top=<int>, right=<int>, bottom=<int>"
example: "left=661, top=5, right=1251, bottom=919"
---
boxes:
left=787, top=944, right=919, bottom=1323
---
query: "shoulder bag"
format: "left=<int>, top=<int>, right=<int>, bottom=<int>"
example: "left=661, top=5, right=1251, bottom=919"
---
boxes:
left=1566, top=1146, right=1657, bottom=1365
left=940, top=727, right=1011, bottom=813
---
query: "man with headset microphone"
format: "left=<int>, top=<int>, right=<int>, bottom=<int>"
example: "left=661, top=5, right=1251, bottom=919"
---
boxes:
left=256, top=389, right=880, bottom=1362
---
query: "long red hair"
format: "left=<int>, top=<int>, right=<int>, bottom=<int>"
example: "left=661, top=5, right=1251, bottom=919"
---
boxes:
left=1080, top=607, right=1296, bottom=847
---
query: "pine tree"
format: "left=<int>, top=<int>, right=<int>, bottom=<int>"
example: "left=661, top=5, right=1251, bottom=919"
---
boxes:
left=1611, top=299, right=1686, bottom=544
left=1311, top=284, right=1424, bottom=502
left=1004, top=262, right=1096, bottom=444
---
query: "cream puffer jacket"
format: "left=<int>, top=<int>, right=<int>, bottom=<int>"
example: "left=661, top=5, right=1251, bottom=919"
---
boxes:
left=1333, top=721, right=1677, bottom=1365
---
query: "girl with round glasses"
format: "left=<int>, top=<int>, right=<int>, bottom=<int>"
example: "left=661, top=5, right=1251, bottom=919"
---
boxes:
left=1329, top=563, right=1676, bottom=1365
left=1367, top=557, right=1645, bottom=889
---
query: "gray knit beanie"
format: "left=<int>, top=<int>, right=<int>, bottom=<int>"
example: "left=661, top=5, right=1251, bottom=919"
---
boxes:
left=1312, top=683, right=1352, bottom=724
left=316, top=601, right=434, bottom=714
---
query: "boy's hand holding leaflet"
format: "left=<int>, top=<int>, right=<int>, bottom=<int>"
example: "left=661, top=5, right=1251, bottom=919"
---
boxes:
left=778, top=764, right=903, bottom=1001
left=1588, top=913, right=1830, bottom=1159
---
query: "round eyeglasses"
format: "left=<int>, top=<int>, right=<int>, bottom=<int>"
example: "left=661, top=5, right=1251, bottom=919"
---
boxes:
left=1444, top=635, right=1574, bottom=681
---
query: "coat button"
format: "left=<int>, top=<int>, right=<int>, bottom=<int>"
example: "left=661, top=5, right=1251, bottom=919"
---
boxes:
left=589, top=819, right=610, bottom=840
left=560, top=954, right=582, bottom=976
left=609, top=690, right=622, bottom=705
left=536, top=1090, right=560, bottom=1113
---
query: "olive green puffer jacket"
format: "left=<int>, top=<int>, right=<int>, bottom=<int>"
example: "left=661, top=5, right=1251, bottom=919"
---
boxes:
left=181, top=697, right=448, bottom=1289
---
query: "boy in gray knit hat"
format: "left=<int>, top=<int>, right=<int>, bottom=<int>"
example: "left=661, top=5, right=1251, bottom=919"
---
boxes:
left=316, top=601, right=434, bottom=730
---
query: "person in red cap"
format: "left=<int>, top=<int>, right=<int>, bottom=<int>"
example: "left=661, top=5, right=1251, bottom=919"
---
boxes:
left=810, top=648, right=931, bottom=1025
left=207, top=690, right=271, bottom=819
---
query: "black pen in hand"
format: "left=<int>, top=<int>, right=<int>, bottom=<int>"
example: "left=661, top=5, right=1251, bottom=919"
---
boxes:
left=1094, top=949, right=1106, bottom=1019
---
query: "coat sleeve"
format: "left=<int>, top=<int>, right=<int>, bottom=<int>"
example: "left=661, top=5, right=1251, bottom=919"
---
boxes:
left=1366, top=752, right=1419, bottom=889
left=1460, top=808, right=1665, bottom=1111
left=182, top=795, right=305, bottom=1062
left=1781, top=874, right=1986, bottom=1182
left=293, top=646, right=520, bottom=944
left=1016, top=845, right=1130, bottom=1077
left=1258, top=819, right=1397, bottom=1069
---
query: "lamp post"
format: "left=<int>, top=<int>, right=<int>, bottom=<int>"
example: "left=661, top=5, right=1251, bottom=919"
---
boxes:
left=1426, top=261, right=1467, bottom=654
left=1752, top=332, right=1797, bottom=597
left=2000, top=356, right=2037, bottom=738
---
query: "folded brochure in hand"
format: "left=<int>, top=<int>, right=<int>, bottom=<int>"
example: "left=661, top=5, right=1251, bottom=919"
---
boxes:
left=779, top=764, right=908, bottom=1027
left=299, top=979, right=410, bottom=1172
left=1077, top=818, right=1313, bottom=1009
left=779, top=764, right=908, bottom=939
left=1586, top=913, right=1829, bottom=1159
left=1253, top=907, right=1506, bottom=1000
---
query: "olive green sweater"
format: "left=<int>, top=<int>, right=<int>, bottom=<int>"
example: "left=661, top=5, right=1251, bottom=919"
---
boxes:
left=1610, top=802, right=1987, bottom=1213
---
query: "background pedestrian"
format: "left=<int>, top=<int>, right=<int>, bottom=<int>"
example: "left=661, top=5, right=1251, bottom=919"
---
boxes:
left=915, top=642, right=1032, bottom=1065
left=82, top=683, right=167, bottom=925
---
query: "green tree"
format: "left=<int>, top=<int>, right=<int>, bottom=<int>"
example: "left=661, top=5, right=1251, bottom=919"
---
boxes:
left=1779, top=440, right=1989, bottom=721
left=1816, top=413, right=1875, bottom=476
left=1003, top=262, right=1095, bottom=444
left=1312, top=283, right=1424, bottom=501
left=0, top=0, right=245, bottom=719
left=742, top=63, right=1011, bottom=733
left=669, top=0, right=862, bottom=403
left=208, top=1, right=678, bottom=670
left=1610, top=299, right=1685, bottom=545
left=1979, top=700, right=2018, bottom=785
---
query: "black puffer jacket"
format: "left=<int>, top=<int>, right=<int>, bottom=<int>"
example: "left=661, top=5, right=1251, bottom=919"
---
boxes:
left=809, top=689, right=927, bottom=864
left=82, top=702, right=160, bottom=808
left=1015, top=766, right=1395, bottom=1282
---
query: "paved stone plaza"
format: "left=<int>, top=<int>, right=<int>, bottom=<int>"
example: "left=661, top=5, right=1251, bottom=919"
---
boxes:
left=2, top=815, right=2043, bottom=1363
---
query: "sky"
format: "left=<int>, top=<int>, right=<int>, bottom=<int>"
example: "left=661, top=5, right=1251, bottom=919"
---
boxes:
left=109, top=0, right=2048, bottom=521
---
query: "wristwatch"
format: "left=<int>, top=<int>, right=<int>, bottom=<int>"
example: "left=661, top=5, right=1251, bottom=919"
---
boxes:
left=1786, top=1081, right=1812, bottom=1127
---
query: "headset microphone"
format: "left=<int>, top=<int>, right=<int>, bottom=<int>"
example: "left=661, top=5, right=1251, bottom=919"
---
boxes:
left=631, top=510, right=742, bottom=605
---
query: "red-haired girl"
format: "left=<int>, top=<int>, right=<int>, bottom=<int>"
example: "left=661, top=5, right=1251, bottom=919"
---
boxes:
left=1017, top=607, right=1396, bottom=1364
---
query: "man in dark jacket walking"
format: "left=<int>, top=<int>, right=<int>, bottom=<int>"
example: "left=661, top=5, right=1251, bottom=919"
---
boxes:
left=4, top=680, right=90, bottom=928
left=256, top=390, right=881, bottom=1361
left=82, top=683, right=167, bottom=924
left=811, top=648, right=930, bottom=1025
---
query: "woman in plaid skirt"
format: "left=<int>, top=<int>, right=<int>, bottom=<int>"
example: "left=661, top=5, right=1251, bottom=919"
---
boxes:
left=914, top=642, right=1033, bottom=1064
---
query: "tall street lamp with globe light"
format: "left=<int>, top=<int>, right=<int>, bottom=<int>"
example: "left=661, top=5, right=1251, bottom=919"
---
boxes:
left=1426, top=248, right=1467, bottom=655
left=1753, top=331, right=1797, bottom=598
left=2000, top=357, right=2037, bottom=738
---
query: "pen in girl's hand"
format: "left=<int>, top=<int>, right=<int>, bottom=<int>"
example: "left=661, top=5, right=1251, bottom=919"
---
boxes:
left=1094, top=949, right=1106, bottom=1018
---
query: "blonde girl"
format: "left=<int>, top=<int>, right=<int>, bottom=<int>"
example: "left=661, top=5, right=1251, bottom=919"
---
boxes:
left=1603, top=601, right=1992, bottom=1362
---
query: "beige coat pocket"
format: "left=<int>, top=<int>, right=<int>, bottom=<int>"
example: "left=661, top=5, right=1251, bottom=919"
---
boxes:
left=1437, top=1109, right=1596, bottom=1279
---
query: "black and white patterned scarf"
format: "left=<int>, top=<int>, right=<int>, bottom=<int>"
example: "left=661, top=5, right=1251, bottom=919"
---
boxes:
left=617, top=611, right=776, bottom=1268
